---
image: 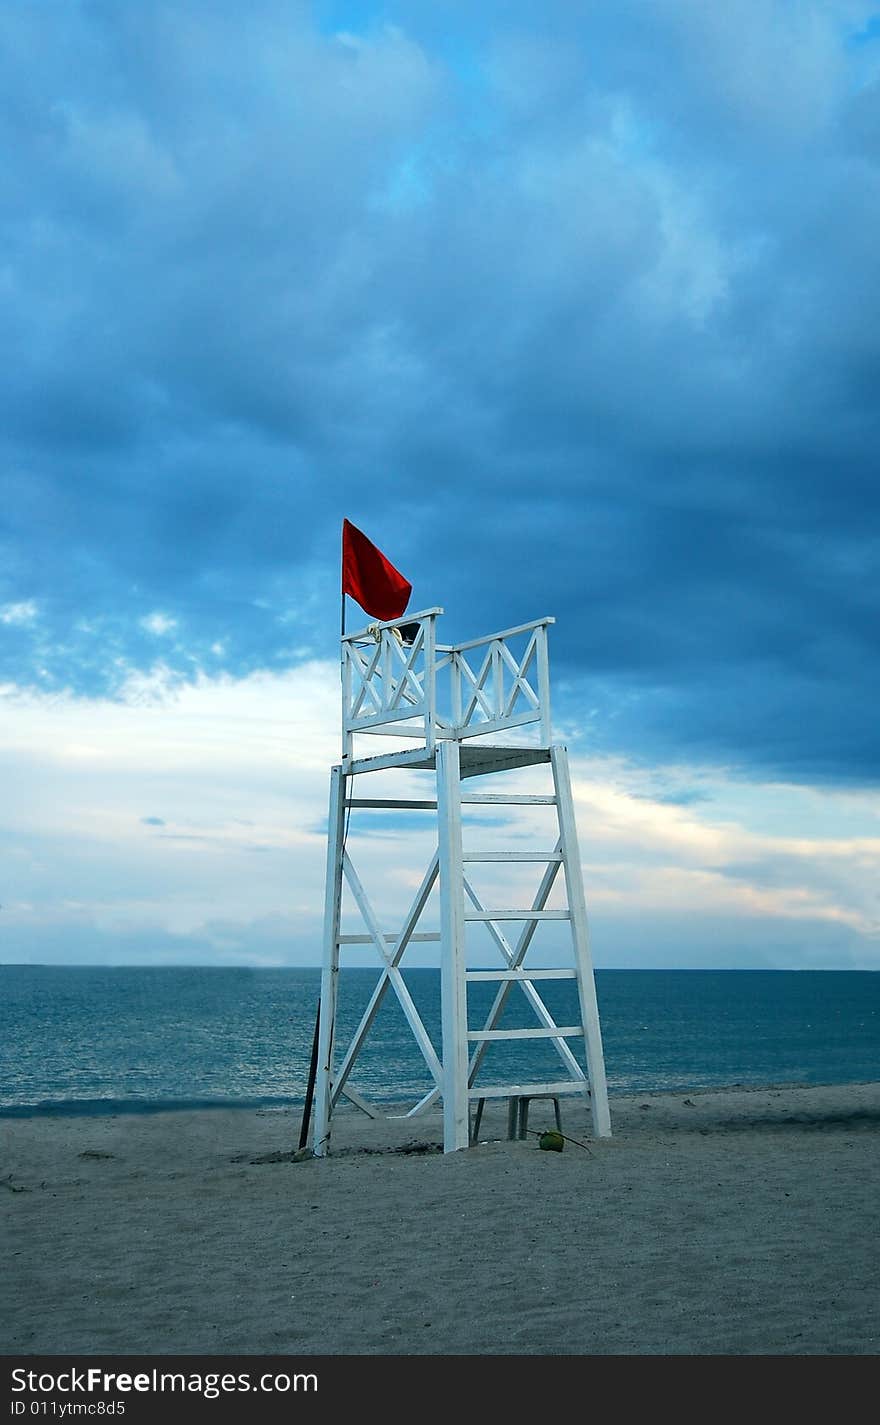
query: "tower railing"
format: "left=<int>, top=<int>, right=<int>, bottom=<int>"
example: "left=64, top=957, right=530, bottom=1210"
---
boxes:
left=341, top=607, right=554, bottom=764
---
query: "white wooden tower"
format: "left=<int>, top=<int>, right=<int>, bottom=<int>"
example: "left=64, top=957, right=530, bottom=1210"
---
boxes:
left=312, top=607, right=611, bottom=1155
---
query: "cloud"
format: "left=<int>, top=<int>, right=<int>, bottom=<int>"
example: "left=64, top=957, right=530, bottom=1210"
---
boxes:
left=1, top=2, right=879, bottom=969
left=570, top=757, right=880, bottom=949
left=1, top=666, right=877, bottom=967
left=140, top=613, right=177, bottom=636
left=0, top=601, right=38, bottom=626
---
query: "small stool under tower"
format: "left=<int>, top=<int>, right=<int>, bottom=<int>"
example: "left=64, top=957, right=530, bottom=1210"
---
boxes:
left=471, top=1093, right=564, bottom=1144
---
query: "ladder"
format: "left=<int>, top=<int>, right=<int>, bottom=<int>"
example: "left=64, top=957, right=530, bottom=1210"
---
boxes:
left=312, top=611, right=612, bottom=1155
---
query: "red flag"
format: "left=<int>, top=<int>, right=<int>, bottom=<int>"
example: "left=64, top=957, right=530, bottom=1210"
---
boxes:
left=341, top=519, right=412, bottom=621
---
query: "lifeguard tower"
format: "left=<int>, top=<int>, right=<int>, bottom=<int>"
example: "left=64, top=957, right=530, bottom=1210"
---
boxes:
left=312, top=607, right=611, bottom=1154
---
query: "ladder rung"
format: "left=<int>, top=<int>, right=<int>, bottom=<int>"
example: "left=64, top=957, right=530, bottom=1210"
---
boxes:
left=466, top=969, right=578, bottom=981
left=462, top=852, right=562, bottom=863
left=464, top=910, right=570, bottom=921
left=346, top=798, right=438, bottom=809
left=461, top=794, right=557, bottom=805
left=467, top=1026, right=583, bottom=1041
left=468, top=1080, right=588, bottom=1100
left=338, top=932, right=441, bottom=944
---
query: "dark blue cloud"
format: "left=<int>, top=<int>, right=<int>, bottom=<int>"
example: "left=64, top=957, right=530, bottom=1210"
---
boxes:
left=2, top=1, right=879, bottom=784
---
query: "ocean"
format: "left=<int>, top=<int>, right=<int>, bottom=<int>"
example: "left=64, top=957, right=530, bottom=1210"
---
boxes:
left=1, top=965, right=879, bottom=1116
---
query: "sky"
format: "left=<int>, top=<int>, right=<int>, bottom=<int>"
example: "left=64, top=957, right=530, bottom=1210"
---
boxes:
left=2, top=0, right=880, bottom=970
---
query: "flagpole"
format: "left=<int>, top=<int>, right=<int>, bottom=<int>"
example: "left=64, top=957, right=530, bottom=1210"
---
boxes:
left=340, top=521, right=347, bottom=641
left=325, top=539, right=346, bottom=1156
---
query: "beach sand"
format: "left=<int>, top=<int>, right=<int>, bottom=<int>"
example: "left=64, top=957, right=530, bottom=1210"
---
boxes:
left=2, top=1081, right=879, bottom=1357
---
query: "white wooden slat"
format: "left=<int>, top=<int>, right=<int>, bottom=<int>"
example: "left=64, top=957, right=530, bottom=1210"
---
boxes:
left=338, top=932, right=441, bottom=944
left=339, top=1085, right=381, bottom=1118
left=448, top=644, right=462, bottom=729
left=347, top=718, right=427, bottom=740
left=464, top=909, right=571, bottom=921
left=346, top=629, right=424, bottom=723
left=339, top=851, right=444, bottom=1090
left=350, top=640, right=386, bottom=695
left=345, top=633, right=381, bottom=677
left=342, top=646, right=353, bottom=759
left=503, top=673, right=540, bottom=718
left=347, top=798, right=439, bottom=809
left=466, top=1026, right=584, bottom=1041
left=347, top=643, right=384, bottom=720
left=437, top=739, right=470, bottom=1152
left=455, top=647, right=489, bottom=720
left=346, top=724, right=428, bottom=745
left=451, top=616, right=555, bottom=652
left=492, top=641, right=504, bottom=720
left=460, top=793, right=557, bottom=805
left=385, top=633, right=426, bottom=712
left=458, top=645, right=495, bottom=725
left=461, top=851, right=563, bottom=862
left=498, top=629, right=537, bottom=678
left=342, top=607, right=444, bottom=644
left=346, top=722, right=429, bottom=736
left=458, top=746, right=552, bottom=778
left=383, top=681, right=424, bottom=714
left=342, top=612, right=443, bottom=759
left=462, top=866, right=587, bottom=1084
left=499, top=632, right=541, bottom=716
left=454, top=709, right=543, bottom=740
left=425, top=613, right=438, bottom=756
left=379, top=638, right=422, bottom=714
left=465, top=968, right=578, bottom=981
left=406, top=1084, right=440, bottom=1113
left=552, top=744, right=612, bottom=1138
left=411, top=1068, right=589, bottom=1117
left=332, top=857, right=439, bottom=1107
left=346, top=748, right=437, bottom=774
left=537, top=623, right=552, bottom=744
left=467, top=1081, right=588, bottom=1101
left=352, top=713, right=450, bottom=739
left=400, top=1087, right=439, bottom=1118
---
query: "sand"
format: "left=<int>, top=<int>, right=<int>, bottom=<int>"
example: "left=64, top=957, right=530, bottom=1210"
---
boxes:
left=2, top=1082, right=879, bottom=1357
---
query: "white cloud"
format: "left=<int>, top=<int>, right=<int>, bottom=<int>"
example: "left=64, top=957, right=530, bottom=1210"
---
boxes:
left=0, top=665, right=878, bottom=967
left=567, top=758, right=880, bottom=948
left=140, top=612, right=177, bottom=636
left=0, top=663, right=339, bottom=958
left=0, top=600, right=38, bottom=626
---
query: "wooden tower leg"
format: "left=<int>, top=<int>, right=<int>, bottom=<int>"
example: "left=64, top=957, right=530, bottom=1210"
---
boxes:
left=436, top=739, right=470, bottom=1153
left=551, top=744, right=612, bottom=1138
left=313, top=764, right=346, bottom=1157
